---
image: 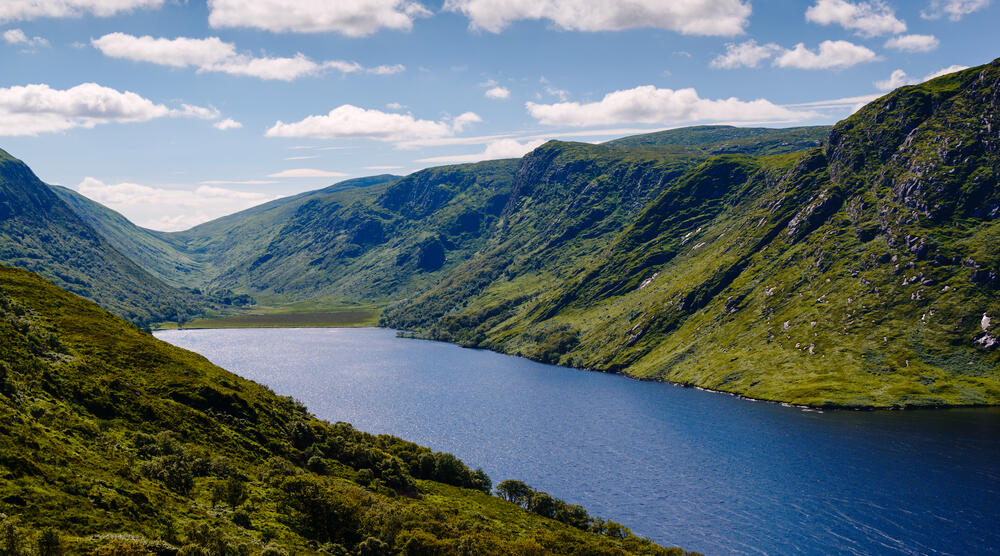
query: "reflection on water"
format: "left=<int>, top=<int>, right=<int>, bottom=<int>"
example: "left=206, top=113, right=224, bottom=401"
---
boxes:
left=156, top=328, right=1000, bottom=556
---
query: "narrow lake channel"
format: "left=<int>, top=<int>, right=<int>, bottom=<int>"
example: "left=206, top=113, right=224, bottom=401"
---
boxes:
left=156, top=327, right=1000, bottom=556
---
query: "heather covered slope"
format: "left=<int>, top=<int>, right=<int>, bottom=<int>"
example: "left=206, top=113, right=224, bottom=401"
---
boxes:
left=382, top=61, right=1000, bottom=408
left=0, top=149, right=208, bottom=326
left=0, top=265, right=691, bottom=555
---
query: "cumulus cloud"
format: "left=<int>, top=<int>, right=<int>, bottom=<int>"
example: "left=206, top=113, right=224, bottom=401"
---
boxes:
left=266, top=105, right=482, bottom=142
left=485, top=86, right=511, bottom=99
left=710, top=40, right=781, bottom=69
left=774, top=40, right=879, bottom=70
left=0, top=82, right=226, bottom=136
left=266, top=168, right=349, bottom=178
left=0, top=0, right=163, bottom=22
left=874, top=64, right=970, bottom=91
left=416, top=138, right=545, bottom=164
left=92, top=33, right=403, bottom=81
left=3, top=28, right=48, bottom=47
left=884, top=34, right=939, bottom=52
left=921, top=0, right=991, bottom=20
left=207, top=0, right=430, bottom=36
left=213, top=118, right=242, bottom=130
left=805, top=0, right=906, bottom=36
left=525, top=85, right=815, bottom=127
left=0, top=82, right=171, bottom=136
left=444, top=0, right=751, bottom=35
left=76, top=177, right=278, bottom=231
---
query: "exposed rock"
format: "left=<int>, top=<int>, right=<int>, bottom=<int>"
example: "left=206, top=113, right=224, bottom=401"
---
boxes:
left=983, top=313, right=992, bottom=331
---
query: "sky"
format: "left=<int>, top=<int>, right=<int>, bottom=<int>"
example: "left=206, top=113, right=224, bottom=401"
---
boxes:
left=0, top=0, right=996, bottom=231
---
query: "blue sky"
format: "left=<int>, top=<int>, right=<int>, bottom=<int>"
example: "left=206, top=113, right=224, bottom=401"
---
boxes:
left=0, top=0, right=996, bottom=230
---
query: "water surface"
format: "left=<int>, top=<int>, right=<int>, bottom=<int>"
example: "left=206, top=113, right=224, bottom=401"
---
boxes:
left=156, top=328, right=1000, bottom=555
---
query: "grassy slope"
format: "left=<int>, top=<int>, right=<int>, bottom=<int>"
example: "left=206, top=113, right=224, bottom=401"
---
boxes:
left=0, top=149, right=208, bottom=327
left=0, top=265, right=692, bottom=555
left=382, top=61, right=1000, bottom=408
left=52, top=175, right=401, bottom=290
left=604, top=125, right=830, bottom=154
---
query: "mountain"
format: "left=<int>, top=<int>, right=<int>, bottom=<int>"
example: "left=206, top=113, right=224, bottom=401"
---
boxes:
left=381, top=61, right=1000, bottom=408
left=0, top=264, right=692, bottom=554
left=603, top=124, right=830, bottom=154
left=0, top=149, right=208, bottom=326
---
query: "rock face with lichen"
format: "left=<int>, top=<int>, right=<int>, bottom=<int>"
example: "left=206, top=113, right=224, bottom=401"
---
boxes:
left=383, top=60, right=1000, bottom=408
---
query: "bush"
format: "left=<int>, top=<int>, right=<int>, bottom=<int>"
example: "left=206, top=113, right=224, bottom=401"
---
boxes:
left=36, top=527, right=62, bottom=556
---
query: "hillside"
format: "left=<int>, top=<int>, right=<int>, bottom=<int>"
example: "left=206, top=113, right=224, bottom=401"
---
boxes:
left=382, top=61, right=1000, bottom=408
left=0, top=264, right=692, bottom=555
left=0, top=149, right=209, bottom=327
left=603, top=125, right=830, bottom=155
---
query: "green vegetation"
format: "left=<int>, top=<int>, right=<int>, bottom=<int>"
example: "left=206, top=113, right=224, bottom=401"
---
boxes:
left=382, top=60, right=1000, bottom=408
left=0, top=265, right=693, bottom=555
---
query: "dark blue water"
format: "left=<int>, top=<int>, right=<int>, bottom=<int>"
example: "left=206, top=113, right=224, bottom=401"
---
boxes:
left=155, top=328, right=1000, bottom=556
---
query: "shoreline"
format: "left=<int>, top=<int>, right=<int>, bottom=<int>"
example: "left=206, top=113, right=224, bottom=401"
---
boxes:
left=159, top=324, right=1000, bottom=413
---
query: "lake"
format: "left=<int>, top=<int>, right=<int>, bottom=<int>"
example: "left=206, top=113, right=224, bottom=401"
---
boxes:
left=155, top=327, right=1000, bottom=555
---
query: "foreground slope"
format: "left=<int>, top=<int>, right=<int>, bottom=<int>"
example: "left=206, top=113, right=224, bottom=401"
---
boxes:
left=383, top=61, right=1000, bottom=407
left=0, top=149, right=207, bottom=326
left=0, top=265, right=690, bottom=555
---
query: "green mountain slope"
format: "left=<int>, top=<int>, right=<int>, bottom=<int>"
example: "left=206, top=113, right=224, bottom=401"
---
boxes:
left=0, top=265, right=692, bottom=555
left=604, top=125, right=830, bottom=155
left=382, top=61, right=1000, bottom=408
left=0, top=149, right=208, bottom=326
left=51, top=175, right=402, bottom=290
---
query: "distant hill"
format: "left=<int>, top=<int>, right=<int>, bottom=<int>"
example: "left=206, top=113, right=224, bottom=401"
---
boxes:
left=0, top=149, right=208, bottom=326
left=604, top=125, right=830, bottom=155
left=0, top=265, right=692, bottom=554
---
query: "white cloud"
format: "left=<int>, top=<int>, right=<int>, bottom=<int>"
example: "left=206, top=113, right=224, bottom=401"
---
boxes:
left=0, top=82, right=172, bottom=136
left=213, top=118, right=242, bottom=130
left=365, top=165, right=404, bottom=170
left=451, top=112, right=483, bottom=132
left=386, top=102, right=406, bottom=110
left=92, top=33, right=401, bottom=82
left=3, top=28, right=48, bottom=47
left=485, top=86, right=511, bottom=99
left=884, top=34, right=939, bottom=52
left=874, top=64, right=970, bottom=91
left=207, top=0, right=431, bottom=36
left=200, top=179, right=277, bottom=185
left=805, top=0, right=906, bottom=37
left=525, top=85, right=816, bottom=127
left=92, top=33, right=234, bottom=67
left=171, top=104, right=221, bottom=120
left=0, top=0, right=163, bottom=22
left=368, top=64, right=406, bottom=75
left=874, top=69, right=911, bottom=91
left=266, top=168, right=349, bottom=178
left=444, top=0, right=751, bottom=35
left=711, top=40, right=780, bottom=69
left=774, top=40, right=879, bottom=70
left=924, top=64, right=969, bottom=79
left=785, top=94, right=882, bottom=110
left=0, top=82, right=227, bottom=135
left=416, top=138, right=545, bottom=164
left=266, top=105, right=482, bottom=142
left=921, top=0, right=991, bottom=20
left=76, top=177, right=278, bottom=231
left=284, top=155, right=317, bottom=160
